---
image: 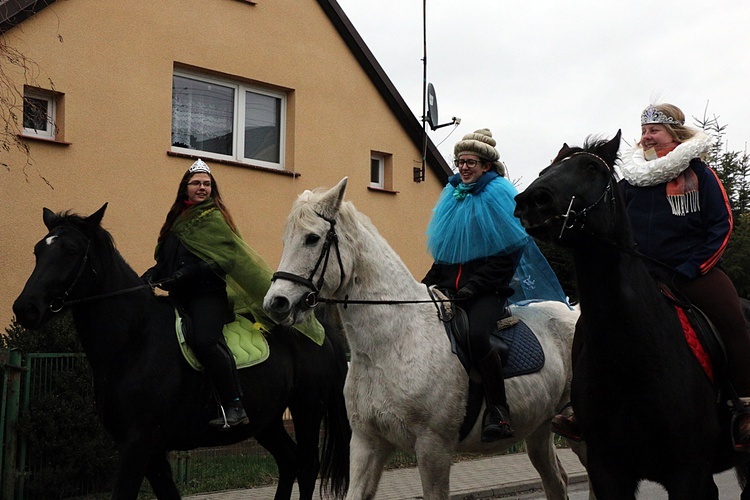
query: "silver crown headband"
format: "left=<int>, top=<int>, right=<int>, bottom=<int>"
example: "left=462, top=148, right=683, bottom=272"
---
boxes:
left=640, top=104, right=684, bottom=126
left=188, top=159, right=211, bottom=174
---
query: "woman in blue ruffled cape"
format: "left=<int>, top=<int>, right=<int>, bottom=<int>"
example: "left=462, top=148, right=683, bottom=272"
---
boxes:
left=423, top=128, right=567, bottom=443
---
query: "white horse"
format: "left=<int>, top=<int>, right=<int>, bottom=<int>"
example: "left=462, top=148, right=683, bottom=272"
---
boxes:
left=263, top=177, right=587, bottom=500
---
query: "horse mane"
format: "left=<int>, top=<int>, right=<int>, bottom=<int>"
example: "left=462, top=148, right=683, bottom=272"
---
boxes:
left=288, top=187, right=416, bottom=280
left=551, top=135, right=621, bottom=167
left=50, top=210, right=138, bottom=281
left=287, top=187, right=368, bottom=238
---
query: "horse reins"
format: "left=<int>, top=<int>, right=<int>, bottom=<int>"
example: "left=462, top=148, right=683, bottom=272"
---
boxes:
left=271, top=212, right=461, bottom=309
left=556, top=151, right=678, bottom=273
left=48, top=227, right=171, bottom=312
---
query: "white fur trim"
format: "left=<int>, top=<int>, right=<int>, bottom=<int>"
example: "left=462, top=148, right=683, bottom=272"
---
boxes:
left=620, top=132, right=712, bottom=187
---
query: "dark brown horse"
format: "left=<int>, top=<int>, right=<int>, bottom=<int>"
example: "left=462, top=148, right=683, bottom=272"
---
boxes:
left=13, top=204, right=350, bottom=500
left=514, top=131, right=750, bottom=499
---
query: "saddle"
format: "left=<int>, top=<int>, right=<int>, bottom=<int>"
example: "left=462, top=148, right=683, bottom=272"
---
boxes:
left=658, top=282, right=727, bottom=387
left=171, top=301, right=270, bottom=371
left=431, top=288, right=545, bottom=441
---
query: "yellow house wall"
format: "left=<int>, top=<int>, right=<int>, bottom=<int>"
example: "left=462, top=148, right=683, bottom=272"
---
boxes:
left=0, top=0, right=447, bottom=328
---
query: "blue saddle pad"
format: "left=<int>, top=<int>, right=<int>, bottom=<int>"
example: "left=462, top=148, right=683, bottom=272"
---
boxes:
left=447, top=318, right=545, bottom=379
left=494, top=320, right=545, bottom=378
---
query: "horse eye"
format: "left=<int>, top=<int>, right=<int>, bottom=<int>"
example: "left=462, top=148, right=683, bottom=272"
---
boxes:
left=304, top=234, right=321, bottom=245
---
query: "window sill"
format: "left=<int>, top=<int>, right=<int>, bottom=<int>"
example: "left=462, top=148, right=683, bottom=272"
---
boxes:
left=367, top=186, right=399, bottom=195
left=167, top=151, right=299, bottom=177
left=18, top=134, right=71, bottom=146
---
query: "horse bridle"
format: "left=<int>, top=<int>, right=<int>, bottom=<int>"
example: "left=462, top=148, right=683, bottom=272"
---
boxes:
left=271, top=212, right=346, bottom=308
left=48, top=226, right=166, bottom=312
left=557, top=152, right=616, bottom=240
left=49, top=236, right=92, bottom=313
left=269, top=212, right=459, bottom=310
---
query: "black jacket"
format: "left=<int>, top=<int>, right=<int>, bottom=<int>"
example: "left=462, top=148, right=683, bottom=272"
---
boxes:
left=421, top=250, right=519, bottom=298
left=143, top=233, right=225, bottom=293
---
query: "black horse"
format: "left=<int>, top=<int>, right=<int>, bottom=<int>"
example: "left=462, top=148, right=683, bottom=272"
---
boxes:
left=514, top=131, right=750, bottom=499
left=12, top=204, right=350, bottom=500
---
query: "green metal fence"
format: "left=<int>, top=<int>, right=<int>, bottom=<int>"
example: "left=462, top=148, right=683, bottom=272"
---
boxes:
left=0, top=350, right=278, bottom=499
left=1, top=351, right=91, bottom=499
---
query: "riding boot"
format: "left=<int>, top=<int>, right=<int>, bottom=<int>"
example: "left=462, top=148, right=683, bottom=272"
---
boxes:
left=198, top=344, right=249, bottom=429
left=477, top=349, right=514, bottom=442
left=731, top=397, right=750, bottom=451
left=551, top=403, right=582, bottom=442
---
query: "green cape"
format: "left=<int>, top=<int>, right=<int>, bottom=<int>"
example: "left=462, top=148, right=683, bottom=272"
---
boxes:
left=165, top=200, right=325, bottom=345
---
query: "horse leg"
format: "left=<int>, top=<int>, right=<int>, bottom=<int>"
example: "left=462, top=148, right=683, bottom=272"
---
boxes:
left=111, top=439, right=151, bottom=500
left=286, top=405, right=323, bottom=500
left=413, top=433, right=453, bottom=500
left=144, top=451, right=180, bottom=499
left=524, top=426, right=567, bottom=500
left=566, top=439, right=595, bottom=500
left=255, top=418, right=299, bottom=500
left=346, top=430, right=392, bottom=500
left=585, top=449, right=638, bottom=500
left=660, top=469, right=718, bottom=500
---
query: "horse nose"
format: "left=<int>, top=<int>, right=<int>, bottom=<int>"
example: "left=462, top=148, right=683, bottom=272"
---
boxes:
left=12, top=297, right=44, bottom=330
left=518, top=187, right=554, bottom=213
left=267, top=295, right=292, bottom=316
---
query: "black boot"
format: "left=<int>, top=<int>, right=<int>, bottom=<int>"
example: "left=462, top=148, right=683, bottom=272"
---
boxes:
left=209, top=399, right=249, bottom=429
left=478, top=349, right=514, bottom=442
left=198, top=343, right=249, bottom=429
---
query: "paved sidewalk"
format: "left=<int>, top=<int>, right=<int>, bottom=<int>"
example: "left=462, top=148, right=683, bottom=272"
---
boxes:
left=185, top=447, right=587, bottom=499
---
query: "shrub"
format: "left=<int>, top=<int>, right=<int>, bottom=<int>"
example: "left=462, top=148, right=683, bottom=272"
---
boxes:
left=4, top=314, right=118, bottom=498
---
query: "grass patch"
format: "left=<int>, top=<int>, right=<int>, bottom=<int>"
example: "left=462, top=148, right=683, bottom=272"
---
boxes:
left=131, top=438, right=572, bottom=497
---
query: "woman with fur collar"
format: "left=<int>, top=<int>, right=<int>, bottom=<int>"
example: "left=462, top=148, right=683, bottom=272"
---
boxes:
left=553, top=103, right=750, bottom=450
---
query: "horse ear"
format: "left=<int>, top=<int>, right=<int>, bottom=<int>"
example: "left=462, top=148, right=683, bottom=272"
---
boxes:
left=85, top=203, right=108, bottom=229
left=597, top=130, right=622, bottom=167
left=42, top=207, right=58, bottom=230
left=319, top=178, right=347, bottom=218
left=553, top=143, right=573, bottom=164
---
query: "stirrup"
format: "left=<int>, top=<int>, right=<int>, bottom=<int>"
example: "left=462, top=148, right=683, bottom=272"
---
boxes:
left=481, top=406, right=514, bottom=442
left=209, top=402, right=249, bottom=430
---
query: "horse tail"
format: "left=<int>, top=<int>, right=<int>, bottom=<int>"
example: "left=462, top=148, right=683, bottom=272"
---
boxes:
left=316, top=305, right=351, bottom=499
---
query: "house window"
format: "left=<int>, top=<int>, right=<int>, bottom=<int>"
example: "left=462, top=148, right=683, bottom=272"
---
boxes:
left=370, top=151, right=394, bottom=190
left=370, top=154, right=384, bottom=188
left=171, top=71, right=286, bottom=169
left=22, top=88, right=57, bottom=140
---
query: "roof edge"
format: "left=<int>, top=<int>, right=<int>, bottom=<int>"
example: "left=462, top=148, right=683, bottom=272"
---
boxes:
left=317, top=0, right=452, bottom=184
left=0, top=0, right=57, bottom=35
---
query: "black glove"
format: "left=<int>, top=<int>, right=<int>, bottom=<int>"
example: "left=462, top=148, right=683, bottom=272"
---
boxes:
left=140, top=267, right=156, bottom=286
left=454, top=287, right=475, bottom=301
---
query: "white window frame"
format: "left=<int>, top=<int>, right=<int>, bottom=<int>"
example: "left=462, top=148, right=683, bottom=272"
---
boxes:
left=171, top=70, right=287, bottom=170
left=22, top=88, right=56, bottom=140
left=370, top=153, right=385, bottom=188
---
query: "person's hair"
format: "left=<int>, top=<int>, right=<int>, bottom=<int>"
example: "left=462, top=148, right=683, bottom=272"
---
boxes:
left=638, top=103, right=697, bottom=145
left=157, top=169, right=238, bottom=242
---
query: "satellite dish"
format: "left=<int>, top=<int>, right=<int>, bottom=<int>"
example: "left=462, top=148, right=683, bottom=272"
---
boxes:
left=425, top=83, right=459, bottom=131
left=426, top=83, right=439, bottom=130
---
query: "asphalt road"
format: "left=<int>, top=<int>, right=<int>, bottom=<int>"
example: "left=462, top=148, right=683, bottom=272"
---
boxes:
left=499, top=470, right=741, bottom=499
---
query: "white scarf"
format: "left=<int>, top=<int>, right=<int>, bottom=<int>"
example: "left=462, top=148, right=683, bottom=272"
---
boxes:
left=620, top=131, right=712, bottom=187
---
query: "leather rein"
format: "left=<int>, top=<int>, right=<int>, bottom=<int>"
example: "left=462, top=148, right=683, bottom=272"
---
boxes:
left=270, top=212, right=458, bottom=309
left=48, top=227, right=169, bottom=312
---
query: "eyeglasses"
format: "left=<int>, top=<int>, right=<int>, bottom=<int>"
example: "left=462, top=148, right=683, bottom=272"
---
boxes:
left=187, top=180, right=212, bottom=188
left=454, top=159, right=483, bottom=168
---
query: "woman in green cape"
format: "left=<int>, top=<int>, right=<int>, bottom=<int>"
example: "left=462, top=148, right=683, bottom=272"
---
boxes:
left=143, top=159, right=324, bottom=428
